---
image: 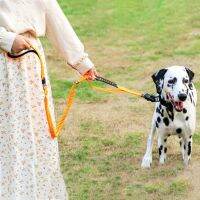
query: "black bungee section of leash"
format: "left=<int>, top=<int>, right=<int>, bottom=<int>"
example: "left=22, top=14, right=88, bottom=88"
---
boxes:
left=95, top=76, right=118, bottom=88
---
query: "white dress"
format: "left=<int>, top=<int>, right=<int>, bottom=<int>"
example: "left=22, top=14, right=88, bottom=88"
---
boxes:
left=0, top=0, right=94, bottom=199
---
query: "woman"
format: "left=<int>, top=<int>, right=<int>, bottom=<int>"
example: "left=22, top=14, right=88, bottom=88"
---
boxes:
left=0, top=0, right=97, bottom=199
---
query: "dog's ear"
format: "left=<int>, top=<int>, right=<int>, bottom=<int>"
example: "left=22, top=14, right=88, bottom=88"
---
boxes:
left=152, top=68, right=168, bottom=94
left=185, top=67, right=194, bottom=82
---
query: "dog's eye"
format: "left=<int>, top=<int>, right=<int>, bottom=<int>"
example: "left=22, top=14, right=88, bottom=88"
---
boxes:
left=168, top=78, right=177, bottom=84
left=183, top=78, right=189, bottom=84
left=168, top=80, right=174, bottom=84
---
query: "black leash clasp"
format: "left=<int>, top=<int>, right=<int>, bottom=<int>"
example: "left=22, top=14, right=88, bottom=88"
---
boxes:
left=142, top=93, right=160, bottom=102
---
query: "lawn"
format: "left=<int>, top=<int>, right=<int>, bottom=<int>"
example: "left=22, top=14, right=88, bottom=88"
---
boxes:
left=41, top=0, right=200, bottom=199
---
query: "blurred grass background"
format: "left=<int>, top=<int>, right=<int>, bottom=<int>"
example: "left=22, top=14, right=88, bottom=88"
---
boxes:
left=41, top=0, right=200, bottom=199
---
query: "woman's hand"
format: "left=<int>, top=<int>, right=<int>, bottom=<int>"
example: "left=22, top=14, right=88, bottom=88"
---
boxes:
left=11, top=35, right=31, bottom=53
left=84, top=67, right=98, bottom=81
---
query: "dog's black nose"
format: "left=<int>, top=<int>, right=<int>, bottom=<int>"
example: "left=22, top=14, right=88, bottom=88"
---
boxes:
left=178, top=93, right=187, bottom=101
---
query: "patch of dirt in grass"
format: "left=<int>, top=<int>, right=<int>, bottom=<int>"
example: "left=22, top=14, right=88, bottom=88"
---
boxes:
left=180, top=159, right=200, bottom=200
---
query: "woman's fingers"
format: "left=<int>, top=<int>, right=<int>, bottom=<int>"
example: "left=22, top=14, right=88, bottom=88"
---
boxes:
left=86, top=68, right=99, bottom=81
left=23, top=39, right=31, bottom=49
left=11, top=35, right=32, bottom=53
left=24, top=37, right=32, bottom=48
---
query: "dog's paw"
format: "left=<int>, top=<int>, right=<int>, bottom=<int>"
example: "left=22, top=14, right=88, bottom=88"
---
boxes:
left=183, top=157, right=191, bottom=167
left=159, top=155, right=166, bottom=165
left=141, top=155, right=152, bottom=168
left=159, top=157, right=165, bottom=165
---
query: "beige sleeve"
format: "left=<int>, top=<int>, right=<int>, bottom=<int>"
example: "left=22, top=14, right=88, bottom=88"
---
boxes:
left=0, top=27, right=17, bottom=53
left=45, top=0, right=94, bottom=75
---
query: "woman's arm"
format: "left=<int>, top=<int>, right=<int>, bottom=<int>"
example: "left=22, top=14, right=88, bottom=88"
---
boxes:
left=0, top=27, right=17, bottom=52
left=45, top=0, right=94, bottom=75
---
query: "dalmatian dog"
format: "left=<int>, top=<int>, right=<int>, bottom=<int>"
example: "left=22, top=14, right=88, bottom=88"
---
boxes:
left=141, top=66, right=197, bottom=168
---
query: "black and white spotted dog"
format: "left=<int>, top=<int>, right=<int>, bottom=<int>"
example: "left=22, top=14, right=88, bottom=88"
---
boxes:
left=141, top=66, right=197, bottom=168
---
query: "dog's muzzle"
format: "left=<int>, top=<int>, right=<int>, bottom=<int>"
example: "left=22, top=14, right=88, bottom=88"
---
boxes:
left=166, top=92, right=186, bottom=112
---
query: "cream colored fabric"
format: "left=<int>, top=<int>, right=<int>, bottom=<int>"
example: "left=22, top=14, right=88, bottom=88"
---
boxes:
left=0, top=33, right=68, bottom=200
left=0, top=0, right=94, bottom=75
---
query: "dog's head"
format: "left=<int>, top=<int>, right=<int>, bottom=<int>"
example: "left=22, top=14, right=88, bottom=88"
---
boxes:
left=152, top=66, right=194, bottom=112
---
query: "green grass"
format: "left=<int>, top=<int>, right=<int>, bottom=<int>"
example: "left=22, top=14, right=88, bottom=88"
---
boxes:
left=57, top=0, right=200, bottom=60
left=193, top=133, right=200, bottom=145
left=169, top=180, right=189, bottom=195
left=124, top=180, right=189, bottom=199
left=42, top=0, right=200, bottom=199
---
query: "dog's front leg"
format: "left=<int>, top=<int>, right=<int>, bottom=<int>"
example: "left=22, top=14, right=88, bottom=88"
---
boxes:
left=158, top=134, right=167, bottom=164
left=179, top=138, right=185, bottom=160
left=141, top=119, right=156, bottom=168
left=183, top=135, right=193, bottom=166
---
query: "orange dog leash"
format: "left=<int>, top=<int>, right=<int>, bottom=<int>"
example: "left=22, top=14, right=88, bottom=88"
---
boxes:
left=7, top=47, right=159, bottom=139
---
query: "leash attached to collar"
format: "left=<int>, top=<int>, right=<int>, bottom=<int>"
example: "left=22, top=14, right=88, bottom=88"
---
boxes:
left=94, top=76, right=159, bottom=102
left=7, top=47, right=159, bottom=139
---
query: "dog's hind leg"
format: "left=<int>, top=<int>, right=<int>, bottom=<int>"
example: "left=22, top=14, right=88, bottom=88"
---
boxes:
left=141, top=119, right=156, bottom=168
left=158, top=134, right=167, bottom=164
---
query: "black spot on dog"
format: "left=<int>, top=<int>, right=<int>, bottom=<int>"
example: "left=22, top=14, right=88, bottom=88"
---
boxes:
left=189, top=135, right=192, bottom=139
left=176, top=128, right=182, bottom=134
left=159, top=145, right=163, bottom=156
left=184, top=144, right=186, bottom=150
left=156, top=107, right=164, bottom=117
left=188, top=141, right=191, bottom=156
left=186, top=88, right=189, bottom=95
left=166, top=107, right=174, bottom=121
left=186, top=116, right=189, bottom=121
left=168, top=134, right=171, bottom=137
left=159, top=104, right=162, bottom=109
left=156, top=122, right=159, bottom=128
left=183, top=108, right=187, bottom=113
left=189, top=83, right=193, bottom=90
left=163, top=117, right=169, bottom=126
left=180, top=141, right=182, bottom=146
left=164, top=138, right=167, bottom=143
left=164, top=147, right=167, bottom=153
left=157, top=117, right=161, bottom=123
left=189, top=93, right=193, bottom=103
